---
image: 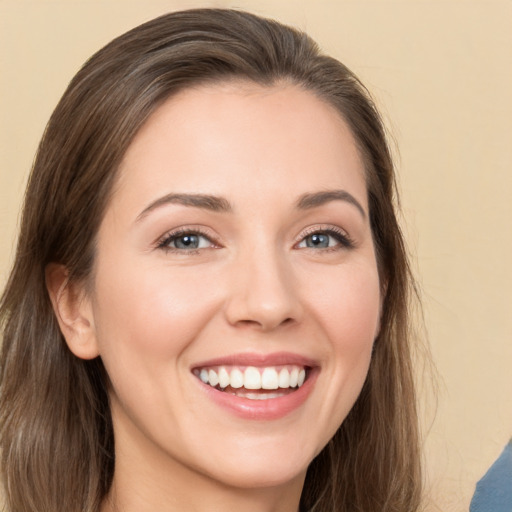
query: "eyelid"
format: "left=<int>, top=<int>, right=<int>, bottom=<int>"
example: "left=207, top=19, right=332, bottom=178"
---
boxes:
left=155, top=225, right=221, bottom=252
left=153, top=223, right=354, bottom=253
left=294, top=224, right=355, bottom=249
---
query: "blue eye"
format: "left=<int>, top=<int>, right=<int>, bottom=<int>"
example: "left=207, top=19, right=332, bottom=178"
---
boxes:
left=159, top=231, right=213, bottom=251
left=303, top=233, right=331, bottom=248
left=297, top=229, right=353, bottom=250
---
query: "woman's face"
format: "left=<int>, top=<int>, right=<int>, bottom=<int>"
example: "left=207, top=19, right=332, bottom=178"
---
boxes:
left=85, top=82, right=381, bottom=493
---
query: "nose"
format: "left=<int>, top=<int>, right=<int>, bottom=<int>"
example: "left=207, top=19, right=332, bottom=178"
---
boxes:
left=224, top=247, right=303, bottom=331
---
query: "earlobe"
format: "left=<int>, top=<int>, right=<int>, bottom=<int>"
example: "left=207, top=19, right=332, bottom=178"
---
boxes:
left=45, top=263, right=100, bottom=360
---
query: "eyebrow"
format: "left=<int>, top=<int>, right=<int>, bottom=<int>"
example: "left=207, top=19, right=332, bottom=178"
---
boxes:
left=136, top=193, right=232, bottom=222
left=296, top=190, right=366, bottom=219
left=136, top=189, right=366, bottom=222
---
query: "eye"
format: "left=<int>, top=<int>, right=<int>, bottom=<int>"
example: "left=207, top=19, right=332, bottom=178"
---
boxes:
left=157, top=229, right=215, bottom=252
left=296, top=228, right=353, bottom=250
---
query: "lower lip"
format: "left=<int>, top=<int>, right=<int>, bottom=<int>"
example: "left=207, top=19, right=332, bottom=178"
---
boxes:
left=196, top=370, right=318, bottom=420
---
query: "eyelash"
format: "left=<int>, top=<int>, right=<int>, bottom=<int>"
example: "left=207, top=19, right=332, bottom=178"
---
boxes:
left=295, top=226, right=355, bottom=251
left=156, top=228, right=218, bottom=254
left=156, top=225, right=354, bottom=254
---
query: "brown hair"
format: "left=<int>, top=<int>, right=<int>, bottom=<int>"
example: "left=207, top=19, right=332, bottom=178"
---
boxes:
left=0, top=8, right=421, bottom=511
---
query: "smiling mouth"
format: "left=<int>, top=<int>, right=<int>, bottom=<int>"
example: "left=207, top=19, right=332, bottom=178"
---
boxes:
left=193, top=365, right=309, bottom=400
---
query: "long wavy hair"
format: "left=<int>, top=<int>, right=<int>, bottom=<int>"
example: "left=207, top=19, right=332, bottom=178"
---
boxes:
left=0, top=8, right=421, bottom=511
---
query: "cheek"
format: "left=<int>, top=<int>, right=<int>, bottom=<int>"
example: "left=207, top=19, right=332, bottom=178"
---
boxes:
left=308, top=264, right=381, bottom=349
left=307, top=261, right=380, bottom=403
left=91, top=257, right=222, bottom=364
left=296, top=263, right=380, bottom=449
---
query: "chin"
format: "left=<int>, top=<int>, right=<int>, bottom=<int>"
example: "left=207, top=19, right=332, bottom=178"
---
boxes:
left=207, top=460, right=308, bottom=491
left=191, top=439, right=314, bottom=491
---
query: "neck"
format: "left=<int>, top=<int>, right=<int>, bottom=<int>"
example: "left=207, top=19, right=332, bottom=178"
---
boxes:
left=102, top=479, right=303, bottom=512
left=101, top=409, right=305, bottom=512
left=101, top=463, right=304, bottom=512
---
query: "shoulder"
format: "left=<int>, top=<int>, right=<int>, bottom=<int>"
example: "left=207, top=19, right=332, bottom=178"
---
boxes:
left=470, top=440, right=512, bottom=512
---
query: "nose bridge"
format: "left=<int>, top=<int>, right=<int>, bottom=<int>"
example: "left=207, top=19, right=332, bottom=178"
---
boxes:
left=225, top=238, right=302, bottom=330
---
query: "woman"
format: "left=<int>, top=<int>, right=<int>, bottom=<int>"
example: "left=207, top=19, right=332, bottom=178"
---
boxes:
left=0, top=8, right=421, bottom=512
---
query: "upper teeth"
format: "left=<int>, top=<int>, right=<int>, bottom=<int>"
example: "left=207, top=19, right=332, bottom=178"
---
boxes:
left=195, top=365, right=307, bottom=390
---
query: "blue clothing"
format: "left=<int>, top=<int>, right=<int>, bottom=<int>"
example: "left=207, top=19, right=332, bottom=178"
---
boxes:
left=470, top=440, right=512, bottom=512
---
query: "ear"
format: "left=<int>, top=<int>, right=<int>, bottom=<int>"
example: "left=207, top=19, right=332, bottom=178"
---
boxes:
left=46, top=263, right=100, bottom=360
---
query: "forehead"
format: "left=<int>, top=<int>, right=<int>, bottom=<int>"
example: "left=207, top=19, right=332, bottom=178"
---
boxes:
left=114, top=81, right=367, bottom=212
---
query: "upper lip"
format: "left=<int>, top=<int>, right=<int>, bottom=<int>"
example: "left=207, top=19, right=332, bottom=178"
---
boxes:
left=191, top=351, right=318, bottom=370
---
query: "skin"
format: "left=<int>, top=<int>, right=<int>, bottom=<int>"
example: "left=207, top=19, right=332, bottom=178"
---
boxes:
left=51, top=82, right=382, bottom=512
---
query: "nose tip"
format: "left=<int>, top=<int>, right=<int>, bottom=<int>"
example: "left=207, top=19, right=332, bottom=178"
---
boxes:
left=224, top=255, right=302, bottom=332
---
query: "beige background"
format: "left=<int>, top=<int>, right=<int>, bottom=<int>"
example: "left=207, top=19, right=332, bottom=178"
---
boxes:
left=1, top=1, right=511, bottom=510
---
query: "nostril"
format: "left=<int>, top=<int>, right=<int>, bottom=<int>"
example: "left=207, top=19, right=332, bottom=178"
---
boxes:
left=232, top=316, right=295, bottom=331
